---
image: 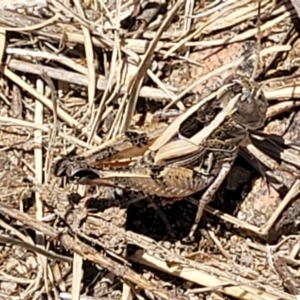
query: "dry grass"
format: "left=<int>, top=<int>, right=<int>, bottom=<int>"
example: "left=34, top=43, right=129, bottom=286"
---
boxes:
left=1, top=0, right=300, bottom=299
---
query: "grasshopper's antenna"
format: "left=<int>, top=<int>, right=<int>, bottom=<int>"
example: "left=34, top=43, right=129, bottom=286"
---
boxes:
left=250, top=0, right=262, bottom=82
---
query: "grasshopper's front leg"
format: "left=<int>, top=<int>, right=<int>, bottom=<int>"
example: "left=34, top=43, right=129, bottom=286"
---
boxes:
left=187, top=160, right=234, bottom=240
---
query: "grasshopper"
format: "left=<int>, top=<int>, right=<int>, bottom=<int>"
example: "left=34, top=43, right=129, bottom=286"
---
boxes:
left=53, top=76, right=268, bottom=239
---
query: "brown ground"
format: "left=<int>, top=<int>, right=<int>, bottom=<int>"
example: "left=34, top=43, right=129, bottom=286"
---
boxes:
left=1, top=1, right=300, bottom=299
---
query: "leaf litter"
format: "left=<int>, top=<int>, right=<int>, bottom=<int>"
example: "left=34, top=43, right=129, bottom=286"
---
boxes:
left=0, top=0, right=300, bottom=299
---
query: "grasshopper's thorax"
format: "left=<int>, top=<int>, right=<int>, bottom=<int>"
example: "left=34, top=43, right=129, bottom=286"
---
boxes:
left=179, top=79, right=266, bottom=141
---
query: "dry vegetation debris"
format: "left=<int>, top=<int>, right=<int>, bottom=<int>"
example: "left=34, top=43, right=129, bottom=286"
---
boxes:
left=1, top=0, right=300, bottom=299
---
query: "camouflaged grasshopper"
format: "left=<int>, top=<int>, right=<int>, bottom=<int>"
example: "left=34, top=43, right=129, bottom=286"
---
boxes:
left=53, top=76, right=268, bottom=239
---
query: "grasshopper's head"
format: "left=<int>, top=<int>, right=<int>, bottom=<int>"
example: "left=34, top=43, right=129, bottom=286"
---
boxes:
left=232, top=79, right=268, bottom=130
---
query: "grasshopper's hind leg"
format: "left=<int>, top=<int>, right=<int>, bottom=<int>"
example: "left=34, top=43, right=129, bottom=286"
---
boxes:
left=150, top=196, right=176, bottom=238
